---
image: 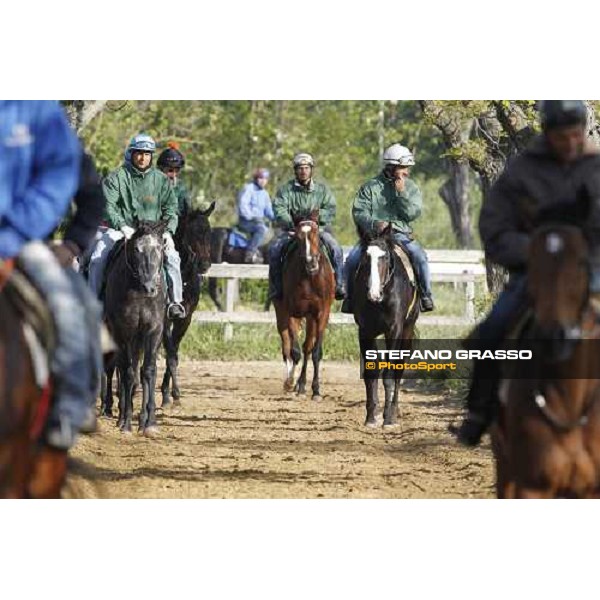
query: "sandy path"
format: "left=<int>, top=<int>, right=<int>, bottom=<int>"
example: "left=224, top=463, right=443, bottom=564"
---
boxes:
left=68, top=360, right=494, bottom=498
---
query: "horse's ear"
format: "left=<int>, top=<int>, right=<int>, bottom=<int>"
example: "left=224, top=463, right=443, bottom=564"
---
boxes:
left=200, top=200, right=216, bottom=217
left=310, top=209, right=319, bottom=223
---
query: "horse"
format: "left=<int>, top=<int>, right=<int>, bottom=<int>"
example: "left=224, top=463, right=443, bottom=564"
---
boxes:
left=273, top=210, right=334, bottom=400
left=0, top=261, right=67, bottom=498
left=352, top=225, right=419, bottom=427
left=207, top=226, right=274, bottom=312
left=493, top=214, right=600, bottom=498
left=102, top=220, right=168, bottom=435
left=161, top=203, right=215, bottom=407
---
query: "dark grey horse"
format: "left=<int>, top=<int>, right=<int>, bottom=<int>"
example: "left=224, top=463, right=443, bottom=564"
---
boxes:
left=161, top=203, right=215, bottom=407
left=102, top=220, right=168, bottom=435
left=352, top=226, right=420, bottom=427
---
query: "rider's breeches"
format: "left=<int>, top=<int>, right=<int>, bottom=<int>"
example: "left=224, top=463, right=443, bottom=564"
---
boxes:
left=238, top=218, right=268, bottom=253
left=467, top=273, right=528, bottom=416
left=392, top=232, right=432, bottom=298
left=164, top=245, right=183, bottom=304
left=18, top=242, right=92, bottom=430
left=320, top=231, right=344, bottom=286
left=87, top=228, right=122, bottom=296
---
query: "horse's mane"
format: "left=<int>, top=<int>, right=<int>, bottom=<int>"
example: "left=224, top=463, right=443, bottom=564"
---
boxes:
left=133, top=220, right=167, bottom=238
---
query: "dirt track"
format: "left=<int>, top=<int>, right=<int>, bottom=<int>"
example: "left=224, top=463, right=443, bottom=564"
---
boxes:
left=68, top=360, right=494, bottom=498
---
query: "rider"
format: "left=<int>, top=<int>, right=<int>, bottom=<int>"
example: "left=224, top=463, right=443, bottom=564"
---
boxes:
left=157, top=141, right=191, bottom=218
left=236, top=167, right=274, bottom=263
left=88, top=134, right=186, bottom=320
left=0, top=100, right=95, bottom=450
left=268, top=153, right=346, bottom=301
left=341, top=143, right=434, bottom=313
left=453, top=100, right=600, bottom=446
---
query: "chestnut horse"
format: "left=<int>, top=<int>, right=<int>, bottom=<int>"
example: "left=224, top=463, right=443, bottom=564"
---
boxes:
left=273, top=211, right=334, bottom=400
left=493, top=219, right=600, bottom=498
left=0, top=262, right=67, bottom=498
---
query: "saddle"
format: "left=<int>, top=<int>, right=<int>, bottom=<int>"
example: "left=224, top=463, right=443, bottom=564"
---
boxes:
left=1, top=260, right=54, bottom=388
left=392, top=244, right=416, bottom=287
left=227, top=227, right=251, bottom=249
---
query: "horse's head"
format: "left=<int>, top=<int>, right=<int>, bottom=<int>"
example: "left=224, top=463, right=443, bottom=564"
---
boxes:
left=178, top=201, right=215, bottom=274
left=293, top=210, right=320, bottom=275
left=127, top=220, right=168, bottom=296
left=361, top=224, right=395, bottom=303
left=528, top=210, right=589, bottom=356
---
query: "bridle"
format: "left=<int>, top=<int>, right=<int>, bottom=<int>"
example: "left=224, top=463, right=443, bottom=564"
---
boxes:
left=297, top=220, right=320, bottom=275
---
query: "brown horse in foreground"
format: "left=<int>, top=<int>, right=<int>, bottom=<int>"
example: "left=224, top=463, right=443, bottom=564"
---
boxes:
left=273, top=211, right=334, bottom=400
left=493, top=222, right=600, bottom=498
left=0, top=263, right=67, bottom=498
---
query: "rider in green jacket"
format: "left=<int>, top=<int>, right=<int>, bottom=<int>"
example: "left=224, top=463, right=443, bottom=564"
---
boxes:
left=88, top=134, right=186, bottom=320
left=268, top=152, right=346, bottom=301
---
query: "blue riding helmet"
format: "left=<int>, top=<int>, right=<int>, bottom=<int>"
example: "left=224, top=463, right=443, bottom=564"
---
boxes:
left=124, top=133, right=156, bottom=163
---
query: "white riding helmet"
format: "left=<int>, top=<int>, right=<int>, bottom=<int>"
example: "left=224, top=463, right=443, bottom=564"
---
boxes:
left=293, top=152, right=315, bottom=167
left=383, top=143, right=415, bottom=167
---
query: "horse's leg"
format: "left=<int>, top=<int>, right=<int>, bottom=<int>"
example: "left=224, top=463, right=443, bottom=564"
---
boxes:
left=120, top=348, right=135, bottom=433
left=295, top=317, right=315, bottom=396
left=101, top=357, right=116, bottom=418
left=161, top=320, right=173, bottom=408
left=311, top=329, right=324, bottom=401
left=208, top=277, right=224, bottom=312
left=383, top=328, right=403, bottom=427
left=311, top=309, right=329, bottom=401
left=169, top=315, right=191, bottom=406
left=359, top=334, right=379, bottom=426
left=140, top=333, right=161, bottom=435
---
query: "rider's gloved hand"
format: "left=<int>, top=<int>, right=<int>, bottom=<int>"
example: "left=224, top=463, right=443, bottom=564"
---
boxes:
left=121, top=225, right=135, bottom=239
left=163, top=232, right=175, bottom=252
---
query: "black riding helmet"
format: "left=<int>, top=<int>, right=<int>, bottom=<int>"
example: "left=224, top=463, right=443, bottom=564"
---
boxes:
left=157, top=141, right=185, bottom=169
left=539, top=100, right=587, bottom=131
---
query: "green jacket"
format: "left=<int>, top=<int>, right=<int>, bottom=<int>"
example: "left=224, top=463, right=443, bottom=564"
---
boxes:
left=103, top=164, right=179, bottom=234
left=352, top=173, right=422, bottom=235
left=172, top=179, right=192, bottom=217
left=273, top=179, right=336, bottom=229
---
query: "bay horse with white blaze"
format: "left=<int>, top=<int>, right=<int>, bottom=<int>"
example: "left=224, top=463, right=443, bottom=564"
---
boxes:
left=493, top=208, right=600, bottom=498
left=352, top=226, right=419, bottom=427
left=273, top=210, right=334, bottom=400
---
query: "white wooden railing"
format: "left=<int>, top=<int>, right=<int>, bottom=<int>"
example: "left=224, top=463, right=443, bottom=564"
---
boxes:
left=193, top=249, right=486, bottom=340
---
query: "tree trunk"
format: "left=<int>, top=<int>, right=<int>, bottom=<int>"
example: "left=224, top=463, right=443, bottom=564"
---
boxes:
left=61, top=100, right=108, bottom=133
left=439, top=159, right=472, bottom=248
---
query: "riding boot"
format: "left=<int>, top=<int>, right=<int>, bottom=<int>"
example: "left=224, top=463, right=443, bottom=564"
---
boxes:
left=167, top=302, right=186, bottom=320
left=450, top=359, right=500, bottom=446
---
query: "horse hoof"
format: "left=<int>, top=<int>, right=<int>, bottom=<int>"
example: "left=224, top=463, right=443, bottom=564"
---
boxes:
left=120, top=428, right=133, bottom=436
left=365, top=420, right=378, bottom=428
left=283, top=382, right=294, bottom=392
left=172, top=399, right=182, bottom=408
left=312, top=395, right=322, bottom=402
left=382, top=422, right=400, bottom=430
left=144, top=426, right=159, bottom=438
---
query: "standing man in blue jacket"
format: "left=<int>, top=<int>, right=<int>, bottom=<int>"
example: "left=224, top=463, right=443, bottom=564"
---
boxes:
left=236, top=168, right=274, bottom=263
left=0, top=100, right=94, bottom=450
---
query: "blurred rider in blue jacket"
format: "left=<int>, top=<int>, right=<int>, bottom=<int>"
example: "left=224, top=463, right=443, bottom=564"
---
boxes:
left=236, top=168, right=274, bottom=263
left=0, top=100, right=94, bottom=451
